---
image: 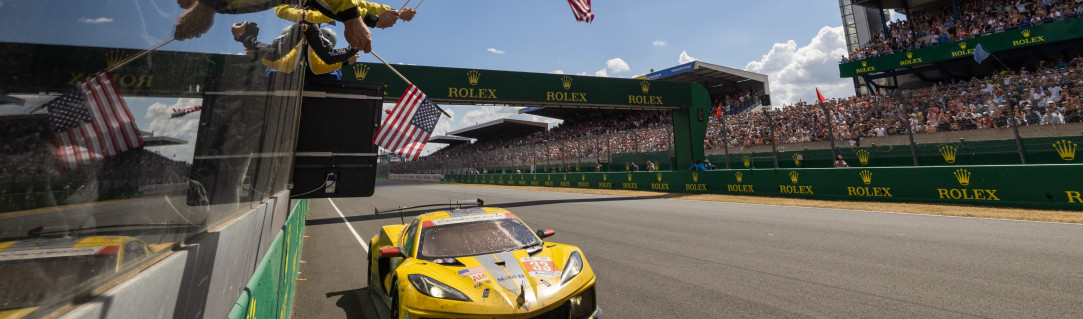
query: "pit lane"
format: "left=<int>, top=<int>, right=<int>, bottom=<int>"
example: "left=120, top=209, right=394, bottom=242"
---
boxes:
left=293, top=179, right=1083, bottom=318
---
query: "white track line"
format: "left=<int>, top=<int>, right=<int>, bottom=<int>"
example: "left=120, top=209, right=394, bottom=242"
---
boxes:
left=328, top=198, right=369, bottom=252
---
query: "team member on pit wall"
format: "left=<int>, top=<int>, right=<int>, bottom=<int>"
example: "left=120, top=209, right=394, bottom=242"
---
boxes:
left=232, top=21, right=359, bottom=76
left=174, top=0, right=416, bottom=53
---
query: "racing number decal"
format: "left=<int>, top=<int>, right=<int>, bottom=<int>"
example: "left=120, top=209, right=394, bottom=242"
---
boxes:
left=520, top=257, right=560, bottom=277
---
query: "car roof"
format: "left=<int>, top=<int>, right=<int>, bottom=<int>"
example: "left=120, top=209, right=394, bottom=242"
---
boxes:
left=416, top=207, right=517, bottom=226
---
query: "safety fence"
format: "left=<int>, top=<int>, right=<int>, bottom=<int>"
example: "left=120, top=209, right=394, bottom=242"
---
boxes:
left=228, top=198, right=309, bottom=319
left=444, top=165, right=1083, bottom=210
left=0, top=187, right=142, bottom=213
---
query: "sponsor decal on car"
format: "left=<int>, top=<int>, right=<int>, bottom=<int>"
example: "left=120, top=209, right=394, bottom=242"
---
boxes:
left=458, top=267, right=490, bottom=283
left=520, top=257, right=560, bottom=277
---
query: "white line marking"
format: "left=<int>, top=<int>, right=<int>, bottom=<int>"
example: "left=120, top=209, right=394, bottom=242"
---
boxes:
left=328, top=198, right=369, bottom=252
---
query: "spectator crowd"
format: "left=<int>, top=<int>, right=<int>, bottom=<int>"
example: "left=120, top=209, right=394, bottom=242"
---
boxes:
left=846, top=0, right=1083, bottom=61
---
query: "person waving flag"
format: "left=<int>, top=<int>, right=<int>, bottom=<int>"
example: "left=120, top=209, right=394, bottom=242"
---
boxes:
left=568, top=0, right=594, bottom=23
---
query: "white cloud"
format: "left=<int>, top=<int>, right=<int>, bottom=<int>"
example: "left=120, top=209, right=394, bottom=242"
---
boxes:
left=143, top=98, right=201, bottom=163
left=744, top=26, right=851, bottom=105
left=575, top=72, right=589, bottom=76
left=653, top=40, right=667, bottom=46
left=486, top=48, right=505, bottom=55
left=79, top=17, right=114, bottom=24
left=460, top=105, right=521, bottom=128
left=605, top=58, right=630, bottom=73
left=551, top=70, right=565, bottom=74
left=678, top=50, right=696, bottom=64
left=594, top=69, right=608, bottom=77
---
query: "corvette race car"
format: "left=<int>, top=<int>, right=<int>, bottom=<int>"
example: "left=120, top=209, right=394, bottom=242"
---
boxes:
left=0, top=235, right=172, bottom=318
left=368, top=202, right=601, bottom=319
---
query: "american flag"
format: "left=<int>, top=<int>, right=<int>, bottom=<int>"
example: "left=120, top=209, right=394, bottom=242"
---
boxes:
left=47, top=72, right=142, bottom=170
left=567, top=0, right=594, bottom=23
left=373, top=84, right=443, bottom=162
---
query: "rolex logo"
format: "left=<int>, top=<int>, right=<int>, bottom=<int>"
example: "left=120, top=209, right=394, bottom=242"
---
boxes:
left=1053, top=140, right=1077, bottom=161
left=939, top=145, right=957, bottom=164
left=581, top=174, right=586, bottom=181
left=735, top=171, right=743, bottom=183
left=534, top=175, right=537, bottom=180
left=561, top=76, right=573, bottom=90
left=106, top=50, right=128, bottom=68
left=792, top=153, right=801, bottom=166
left=906, top=52, right=913, bottom=59
left=959, top=42, right=967, bottom=49
left=859, top=170, right=872, bottom=185
left=563, top=174, right=567, bottom=181
left=862, top=61, right=868, bottom=67
left=856, top=149, right=870, bottom=165
left=1022, top=29, right=1031, bottom=37
left=692, top=172, right=699, bottom=183
left=353, top=64, right=370, bottom=80
left=742, top=155, right=751, bottom=168
left=467, top=70, right=481, bottom=86
left=953, top=169, right=971, bottom=186
left=603, top=174, right=607, bottom=181
left=640, top=81, right=650, bottom=94
left=547, top=175, right=551, bottom=181
left=627, top=173, right=632, bottom=182
left=788, top=171, right=799, bottom=184
left=656, top=173, right=663, bottom=182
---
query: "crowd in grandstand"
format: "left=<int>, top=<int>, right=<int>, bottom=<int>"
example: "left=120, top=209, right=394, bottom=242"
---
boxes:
left=709, top=57, right=1083, bottom=149
left=846, top=0, right=1083, bottom=61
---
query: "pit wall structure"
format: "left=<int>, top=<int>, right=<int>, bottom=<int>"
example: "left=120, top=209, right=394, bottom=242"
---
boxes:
left=444, top=165, right=1083, bottom=211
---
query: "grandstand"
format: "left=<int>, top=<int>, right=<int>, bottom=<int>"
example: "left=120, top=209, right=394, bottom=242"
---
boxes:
left=840, top=0, right=1083, bottom=95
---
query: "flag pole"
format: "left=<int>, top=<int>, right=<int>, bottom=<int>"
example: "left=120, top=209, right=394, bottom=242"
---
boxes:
left=413, top=0, right=424, bottom=9
left=370, top=51, right=452, bottom=119
left=399, top=0, right=411, bottom=10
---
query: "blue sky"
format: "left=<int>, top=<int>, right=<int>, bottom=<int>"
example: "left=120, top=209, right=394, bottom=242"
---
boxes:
left=0, top=0, right=859, bottom=160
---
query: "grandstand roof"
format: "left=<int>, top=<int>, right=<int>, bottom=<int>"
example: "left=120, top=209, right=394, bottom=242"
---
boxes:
left=428, top=135, right=472, bottom=146
left=446, top=118, right=548, bottom=140
left=140, top=131, right=187, bottom=147
left=853, top=0, right=940, bottom=10
left=642, top=61, right=770, bottom=98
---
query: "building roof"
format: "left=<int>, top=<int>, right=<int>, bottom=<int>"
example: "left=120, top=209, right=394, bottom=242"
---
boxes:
left=428, top=135, right=472, bottom=146
left=643, top=61, right=770, bottom=98
left=140, top=131, right=187, bottom=147
left=446, top=119, right=547, bottom=140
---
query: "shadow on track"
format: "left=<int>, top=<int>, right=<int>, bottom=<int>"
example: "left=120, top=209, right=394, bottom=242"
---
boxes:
left=325, top=288, right=379, bottom=319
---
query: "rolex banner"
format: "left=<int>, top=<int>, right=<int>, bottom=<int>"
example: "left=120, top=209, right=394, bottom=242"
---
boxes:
left=446, top=165, right=1083, bottom=211
left=839, top=16, right=1083, bottom=78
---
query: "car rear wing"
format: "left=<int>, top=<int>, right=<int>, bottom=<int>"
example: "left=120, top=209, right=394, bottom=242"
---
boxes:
left=374, top=198, right=484, bottom=224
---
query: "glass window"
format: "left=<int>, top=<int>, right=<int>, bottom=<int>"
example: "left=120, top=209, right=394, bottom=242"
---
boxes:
left=403, top=219, right=419, bottom=257
left=1, top=1, right=308, bottom=316
left=418, top=219, right=541, bottom=259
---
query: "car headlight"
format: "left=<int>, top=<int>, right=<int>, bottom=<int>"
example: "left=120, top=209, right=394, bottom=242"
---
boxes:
left=408, top=274, right=472, bottom=301
left=560, top=251, right=583, bottom=285
left=569, top=287, right=597, bottom=318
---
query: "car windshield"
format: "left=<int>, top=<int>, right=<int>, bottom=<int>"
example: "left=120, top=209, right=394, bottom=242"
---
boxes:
left=418, top=218, right=540, bottom=259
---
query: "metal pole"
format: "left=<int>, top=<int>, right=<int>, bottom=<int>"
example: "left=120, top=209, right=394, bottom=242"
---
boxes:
left=820, top=102, right=838, bottom=161
left=722, top=114, right=731, bottom=169
left=900, top=104, right=919, bottom=166
left=1008, top=101, right=1028, bottom=164
left=762, top=109, right=780, bottom=169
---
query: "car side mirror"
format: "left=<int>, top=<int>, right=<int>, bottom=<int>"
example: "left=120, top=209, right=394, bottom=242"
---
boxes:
left=536, top=228, right=555, bottom=239
left=379, top=247, right=403, bottom=258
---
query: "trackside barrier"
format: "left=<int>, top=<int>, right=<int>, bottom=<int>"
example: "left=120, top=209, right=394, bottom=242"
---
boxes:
left=227, top=199, right=309, bottom=319
left=443, top=165, right=1083, bottom=210
left=388, top=174, right=444, bottom=182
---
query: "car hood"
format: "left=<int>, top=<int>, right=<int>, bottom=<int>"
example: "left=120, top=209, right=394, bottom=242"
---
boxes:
left=398, top=243, right=593, bottom=314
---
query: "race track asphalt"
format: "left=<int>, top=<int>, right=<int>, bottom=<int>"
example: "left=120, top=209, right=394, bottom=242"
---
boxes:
left=292, top=179, right=1083, bottom=318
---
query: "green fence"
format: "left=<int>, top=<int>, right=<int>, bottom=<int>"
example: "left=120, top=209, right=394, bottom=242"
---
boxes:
left=710, top=136, right=1082, bottom=170
left=228, top=199, right=309, bottom=319
left=445, top=165, right=1083, bottom=210
left=0, top=187, right=143, bottom=213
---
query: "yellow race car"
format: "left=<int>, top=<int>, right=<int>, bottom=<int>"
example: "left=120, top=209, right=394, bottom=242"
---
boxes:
left=368, top=203, right=601, bottom=319
left=0, top=235, right=172, bottom=318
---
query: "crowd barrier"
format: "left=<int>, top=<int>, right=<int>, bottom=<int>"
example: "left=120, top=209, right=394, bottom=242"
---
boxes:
left=444, top=165, right=1083, bottom=210
left=228, top=198, right=308, bottom=319
left=388, top=173, right=444, bottom=182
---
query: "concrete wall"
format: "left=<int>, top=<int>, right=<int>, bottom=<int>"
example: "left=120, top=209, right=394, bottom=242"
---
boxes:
left=60, top=190, right=293, bottom=319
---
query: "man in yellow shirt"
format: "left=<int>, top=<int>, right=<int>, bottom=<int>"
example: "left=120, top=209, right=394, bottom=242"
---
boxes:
left=175, top=0, right=416, bottom=53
